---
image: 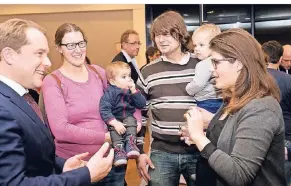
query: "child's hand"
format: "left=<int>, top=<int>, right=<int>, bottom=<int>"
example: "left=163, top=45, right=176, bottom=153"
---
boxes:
left=113, top=121, right=127, bottom=135
left=128, top=79, right=136, bottom=93
left=109, top=119, right=127, bottom=135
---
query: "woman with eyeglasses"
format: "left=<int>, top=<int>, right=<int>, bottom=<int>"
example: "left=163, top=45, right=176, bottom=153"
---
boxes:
left=181, top=28, right=286, bottom=186
left=41, top=23, right=126, bottom=186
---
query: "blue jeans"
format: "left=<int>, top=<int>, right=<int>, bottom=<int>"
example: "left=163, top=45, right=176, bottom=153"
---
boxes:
left=197, top=99, right=223, bottom=114
left=286, top=160, right=291, bottom=185
left=148, top=149, right=199, bottom=186
left=93, top=165, right=126, bottom=186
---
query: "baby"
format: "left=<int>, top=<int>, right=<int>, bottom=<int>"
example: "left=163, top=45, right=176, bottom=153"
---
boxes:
left=186, top=23, right=222, bottom=114
left=100, top=61, right=146, bottom=166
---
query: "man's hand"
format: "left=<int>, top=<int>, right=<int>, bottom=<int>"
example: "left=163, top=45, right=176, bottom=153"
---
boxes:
left=63, top=152, right=89, bottom=172
left=87, top=142, right=114, bottom=183
left=136, top=154, right=155, bottom=183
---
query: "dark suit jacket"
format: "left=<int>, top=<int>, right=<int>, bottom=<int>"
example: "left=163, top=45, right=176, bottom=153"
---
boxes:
left=112, top=52, right=139, bottom=83
left=0, top=81, right=91, bottom=186
left=268, top=68, right=291, bottom=140
left=279, top=65, right=291, bottom=75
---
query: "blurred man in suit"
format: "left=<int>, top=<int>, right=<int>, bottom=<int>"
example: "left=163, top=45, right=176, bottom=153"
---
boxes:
left=0, top=18, right=113, bottom=186
left=112, top=30, right=142, bottom=83
left=280, top=45, right=291, bottom=74
left=262, top=40, right=291, bottom=184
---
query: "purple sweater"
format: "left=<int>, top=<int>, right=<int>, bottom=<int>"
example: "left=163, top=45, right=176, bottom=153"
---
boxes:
left=42, top=65, right=108, bottom=160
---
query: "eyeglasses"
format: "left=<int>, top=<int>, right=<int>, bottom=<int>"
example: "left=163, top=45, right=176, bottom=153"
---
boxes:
left=125, top=42, right=142, bottom=46
left=211, top=58, right=236, bottom=69
left=60, top=41, right=87, bottom=50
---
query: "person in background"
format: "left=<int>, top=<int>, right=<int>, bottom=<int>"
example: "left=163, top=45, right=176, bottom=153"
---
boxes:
left=280, top=45, right=291, bottom=74
left=140, top=46, right=161, bottom=71
left=112, top=30, right=142, bottom=83
left=42, top=23, right=127, bottom=186
left=0, top=18, right=113, bottom=186
left=262, top=40, right=291, bottom=185
left=183, top=28, right=286, bottom=186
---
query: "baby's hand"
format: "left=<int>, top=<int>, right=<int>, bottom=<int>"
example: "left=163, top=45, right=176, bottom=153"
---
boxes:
left=128, top=79, right=136, bottom=93
left=113, top=121, right=126, bottom=135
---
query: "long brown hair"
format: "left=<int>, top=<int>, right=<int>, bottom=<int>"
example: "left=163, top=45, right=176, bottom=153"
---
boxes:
left=210, top=28, right=280, bottom=113
left=150, top=11, right=193, bottom=53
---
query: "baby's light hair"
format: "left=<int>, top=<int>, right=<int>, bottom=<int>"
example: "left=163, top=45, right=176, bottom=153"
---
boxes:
left=193, top=23, right=221, bottom=40
left=105, top=61, right=131, bottom=81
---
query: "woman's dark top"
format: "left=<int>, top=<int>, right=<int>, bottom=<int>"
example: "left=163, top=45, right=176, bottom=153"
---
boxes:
left=196, top=105, right=229, bottom=186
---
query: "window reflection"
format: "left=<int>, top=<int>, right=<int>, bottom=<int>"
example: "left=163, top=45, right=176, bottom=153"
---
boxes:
left=254, top=5, right=291, bottom=45
left=146, top=4, right=291, bottom=47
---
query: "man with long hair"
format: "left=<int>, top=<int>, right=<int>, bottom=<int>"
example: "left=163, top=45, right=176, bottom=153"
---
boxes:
left=136, top=11, right=199, bottom=186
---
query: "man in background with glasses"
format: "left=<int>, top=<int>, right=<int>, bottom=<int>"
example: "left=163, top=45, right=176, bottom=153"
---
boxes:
left=112, top=29, right=142, bottom=83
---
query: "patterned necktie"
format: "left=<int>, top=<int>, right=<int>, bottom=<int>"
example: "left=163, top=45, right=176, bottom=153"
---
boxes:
left=23, top=93, right=45, bottom=124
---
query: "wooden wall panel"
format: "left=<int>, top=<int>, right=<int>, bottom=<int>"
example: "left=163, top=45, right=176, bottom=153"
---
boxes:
left=0, top=10, right=133, bottom=70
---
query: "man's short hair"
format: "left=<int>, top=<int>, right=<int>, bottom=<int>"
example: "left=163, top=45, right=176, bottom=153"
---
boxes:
left=262, top=40, right=283, bottom=64
left=120, top=30, right=139, bottom=44
left=0, top=19, right=46, bottom=57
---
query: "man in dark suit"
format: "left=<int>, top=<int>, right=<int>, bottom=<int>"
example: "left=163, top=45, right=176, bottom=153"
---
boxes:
left=112, top=30, right=142, bottom=83
left=262, top=40, right=291, bottom=184
left=280, top=45, right=291, bottom=75
left=0, top=19, right=114, bottom=186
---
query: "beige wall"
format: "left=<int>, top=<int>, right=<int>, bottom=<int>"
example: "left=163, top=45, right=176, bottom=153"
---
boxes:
left=0, top=4, right=146, bottom=70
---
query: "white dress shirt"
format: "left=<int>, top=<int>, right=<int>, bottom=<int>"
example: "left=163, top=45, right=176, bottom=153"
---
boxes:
left=121, top=50, right=144, bottom=81
left=0, top=75, right=28, bottom=96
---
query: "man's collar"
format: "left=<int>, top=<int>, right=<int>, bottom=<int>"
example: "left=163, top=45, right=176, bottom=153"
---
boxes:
left=161, top=52, right=191, bottom=65
left=121, top=50, right=135, bottom=63
left=0, top=75, right=28, bottom=96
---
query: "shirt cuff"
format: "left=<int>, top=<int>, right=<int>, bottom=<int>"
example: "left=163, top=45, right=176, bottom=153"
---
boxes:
left=201, top=142, right=217, bottom=159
